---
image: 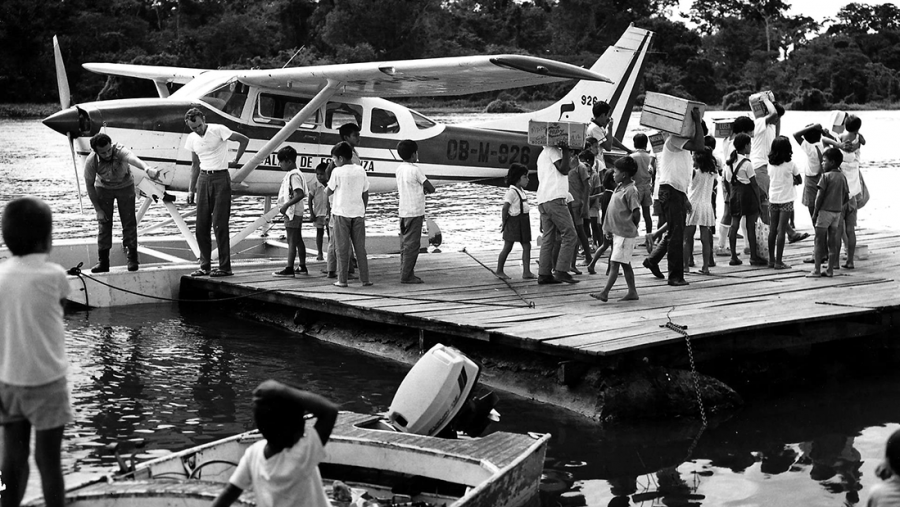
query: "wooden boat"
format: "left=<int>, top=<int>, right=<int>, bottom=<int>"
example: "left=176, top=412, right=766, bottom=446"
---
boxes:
left=24, top=411, right=550, bottom=507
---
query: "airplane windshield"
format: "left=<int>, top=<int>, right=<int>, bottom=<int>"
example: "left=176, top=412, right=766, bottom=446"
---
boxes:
left=200, top=81, right=248, bottom=118
left=410, top=110, right=436, bottom=130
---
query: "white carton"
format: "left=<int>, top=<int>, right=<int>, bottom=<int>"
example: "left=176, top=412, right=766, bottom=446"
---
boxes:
left=640, top=92, right=706, bottom=137
left=829, top=110, right=847, bottom=134
left=527, top=121, right=587, bottom=148
left=749, top=91, right=776, bottom=119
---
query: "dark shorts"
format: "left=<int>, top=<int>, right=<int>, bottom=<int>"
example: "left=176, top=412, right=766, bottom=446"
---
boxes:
left=801, top=174, right=821, bottom=207
left=729, top=184, right=759, bottom=218
left=503, top=213, right=532, bottom=243
left=285, top=215, right=303, bottom=228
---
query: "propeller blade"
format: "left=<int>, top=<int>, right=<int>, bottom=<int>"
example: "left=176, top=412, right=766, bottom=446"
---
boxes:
left=53, top=36, right=71, bottom=110
left=68, top=134, right=84, bottom=213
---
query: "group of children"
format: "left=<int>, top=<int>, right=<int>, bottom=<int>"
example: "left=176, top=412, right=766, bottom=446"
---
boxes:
left=271, top=126, right=434, bottom=287
left=494, top=107, right=867, bottom=302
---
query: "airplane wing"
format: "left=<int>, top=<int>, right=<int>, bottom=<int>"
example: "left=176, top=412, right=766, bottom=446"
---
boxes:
left=234, top=55, right=612, bottom=97
left=82, top=63, right=208, bottom=85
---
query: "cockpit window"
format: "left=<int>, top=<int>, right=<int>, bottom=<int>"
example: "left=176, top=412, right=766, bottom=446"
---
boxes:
left=254, top=93, right=318, bottom=128
left=325, top=102, right=363, bottom=130
left=370, top=108, right=400, bottom=134
left=200, top=81, right=249, bottom=118
left=411, top=110, right=437, bottom=130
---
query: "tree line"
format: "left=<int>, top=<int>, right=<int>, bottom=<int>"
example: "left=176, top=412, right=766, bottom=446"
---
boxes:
left=2, top=0, right=899, bottom=110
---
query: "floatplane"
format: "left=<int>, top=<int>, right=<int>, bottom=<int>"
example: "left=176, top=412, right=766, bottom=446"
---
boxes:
left=35, top=25, right=653, bottom=307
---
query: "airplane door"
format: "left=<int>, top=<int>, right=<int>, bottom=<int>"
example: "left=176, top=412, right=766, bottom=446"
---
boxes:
left=254, top=92, right=321, bottom=171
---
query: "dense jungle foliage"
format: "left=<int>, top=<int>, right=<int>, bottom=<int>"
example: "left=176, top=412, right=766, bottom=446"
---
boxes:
left=2, top=0, right=899, bottom=110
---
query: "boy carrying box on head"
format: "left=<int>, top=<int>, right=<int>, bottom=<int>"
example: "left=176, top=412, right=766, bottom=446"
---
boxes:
left=395, top=139, right=436, bottom=284
left=1, top=197, right=71, bottom=507
left=307, top=162, right=330, bottom=261
left=810, top=148, right=849, bottom=278
left=273, top=146, right=309, bottom=277
left=210, top=380, right=339, bottom=507
left=589, top=157, right=641, bottom=303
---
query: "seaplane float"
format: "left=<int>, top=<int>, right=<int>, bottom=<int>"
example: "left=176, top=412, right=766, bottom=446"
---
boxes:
left=25, top=24, right=653, bottom=307
left=24, top=344, right=552, bottom=507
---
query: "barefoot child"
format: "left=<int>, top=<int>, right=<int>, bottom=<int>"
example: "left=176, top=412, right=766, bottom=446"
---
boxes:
left=210, top=380, right=339, bottom=507
left=630, top=133, right=656, bottom=248
left=811, top=148, right=849, bottom=277
left=684, top=147, right=717, bottom=275
left=496, top=163, right=535, bottom=280
left=589, top=157, right=641, bottom=302
left=307, top=162, right=330, bottom=261
left=273, top=146, right=309, bottom=277
left=725, top=133, right=765, bottom=266
left=766, top=136, right=801, bottom=269
left=1, top=197, right=71, bottom=507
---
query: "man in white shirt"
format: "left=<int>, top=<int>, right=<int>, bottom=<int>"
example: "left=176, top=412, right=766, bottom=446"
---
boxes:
left=183, top=108, right=249, bottom=277
left=395, top=139, right=436, bottom=284
left=536, top=144, right=579, bottom=284
left=643, top=108, right=705, bottom=286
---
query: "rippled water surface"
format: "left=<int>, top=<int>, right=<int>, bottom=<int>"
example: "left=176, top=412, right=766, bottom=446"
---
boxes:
left=2, top=111, right=900, bottom=506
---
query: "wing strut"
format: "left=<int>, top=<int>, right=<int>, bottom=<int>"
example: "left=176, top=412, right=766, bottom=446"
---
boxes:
left=231, top=79, right=340, bottom=185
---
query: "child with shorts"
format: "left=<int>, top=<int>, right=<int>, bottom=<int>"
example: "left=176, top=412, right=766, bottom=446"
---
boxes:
left=273, top=146, right=309, bottom=277
left=589, top=157, right=641, bottom=302
left=811, top=148, right=849, bottom=277
left=1, top=197, right=71, bottom=507
left=496, top=163, right=535, bottom=280
left=766, top=136, right=801, bottom=269
left=210, top=379, right=339, bottom=507
left=308, top=163, right=330, bottom=261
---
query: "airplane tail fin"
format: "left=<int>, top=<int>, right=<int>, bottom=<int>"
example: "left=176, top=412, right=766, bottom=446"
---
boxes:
left=471, top=24, right=654, bottom=140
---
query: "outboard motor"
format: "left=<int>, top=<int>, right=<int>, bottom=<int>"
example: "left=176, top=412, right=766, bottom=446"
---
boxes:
left=386, top=344, right=499, bottom=438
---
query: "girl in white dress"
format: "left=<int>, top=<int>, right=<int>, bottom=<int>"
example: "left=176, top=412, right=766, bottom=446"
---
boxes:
left=684, top=147, right=718, bottom=274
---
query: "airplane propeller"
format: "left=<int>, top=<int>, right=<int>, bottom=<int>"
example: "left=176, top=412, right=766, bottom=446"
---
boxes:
left=53, top=35, right=85, bottom=213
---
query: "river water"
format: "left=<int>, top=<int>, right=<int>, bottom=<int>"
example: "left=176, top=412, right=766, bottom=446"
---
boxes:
left=2, top=111, right=900, bottom=506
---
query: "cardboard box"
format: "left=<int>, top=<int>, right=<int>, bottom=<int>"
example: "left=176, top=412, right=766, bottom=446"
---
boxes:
left=749, top=91, right=776, bottom=118
left=829, top=110, right=847, bottom=134
left=713, top=119, right=733, bottom=138
left=640, top=92, right=706, bottom=137
left=527, top=121, right=587, bottom=148
left=648, top=131, right=667, bottom=153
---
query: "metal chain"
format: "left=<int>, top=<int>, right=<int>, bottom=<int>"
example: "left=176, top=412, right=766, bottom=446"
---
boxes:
left=662, top=307, right=707, bottom=426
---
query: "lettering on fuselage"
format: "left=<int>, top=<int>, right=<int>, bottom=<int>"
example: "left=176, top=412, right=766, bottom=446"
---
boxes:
left=262, top=154, right=375, bottom=172
left=445, top=140, right=531, bottom=165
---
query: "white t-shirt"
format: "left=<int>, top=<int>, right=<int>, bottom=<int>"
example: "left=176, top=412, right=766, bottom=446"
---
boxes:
left=396, top=162, right=428, bottom=218
left=0, top=254, right=70, bottom=386
left=800, top=139, right=824, bottom=176
left=185, top=124, right=233, bottom=170
left=586, top=122, right=608, bottom=146
left=536, top=147, right=568, bottom=204
left=842, top=146, right=862, bottom=197
left=277, top=169, right=308, bottom=220
left=327, top=163, right=370, bottom=218
left=750, top=118, right=775, bottom=169
left=767, top=160, right=800, bottom=204
left=658, top=136, right=692, bottom=194
left=724, top=155, right=753, bottom=184
left=504, top=186, right=529, bottom=216
left=230, top=433, right=329, bottom=507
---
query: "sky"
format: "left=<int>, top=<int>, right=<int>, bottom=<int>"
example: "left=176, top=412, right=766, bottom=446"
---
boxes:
left=675, top=0, right=898, bottom=27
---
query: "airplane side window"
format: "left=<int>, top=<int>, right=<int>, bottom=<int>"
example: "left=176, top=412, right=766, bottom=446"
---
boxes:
left=371, top=108, right=400, bottom=134
left=253, top=93, right=317, bottom=128
left=411, top=110, right=436, bottom=130
left=325, top=102, right=363, bottom=130
left=201, top=82, right=248, bottom=118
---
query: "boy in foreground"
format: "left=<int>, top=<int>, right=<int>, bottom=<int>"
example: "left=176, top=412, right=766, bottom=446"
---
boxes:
left=590, top=157, right=641, bottom=302
left=1, top=197, right=71, bottom=507
left=211, top=380, right=339, bottom=507
left=811, top=148, right=849, bottom=278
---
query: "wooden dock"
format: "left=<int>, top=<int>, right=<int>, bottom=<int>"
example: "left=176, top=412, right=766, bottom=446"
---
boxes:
left=182, top=228, right=900, bottom=364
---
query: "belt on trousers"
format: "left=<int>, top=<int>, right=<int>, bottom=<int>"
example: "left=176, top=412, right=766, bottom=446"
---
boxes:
left=202, top=169, right=229, bottom=174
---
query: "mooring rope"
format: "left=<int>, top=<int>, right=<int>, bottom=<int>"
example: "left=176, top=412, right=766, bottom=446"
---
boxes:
left=460, top=247, right=535, bottom=308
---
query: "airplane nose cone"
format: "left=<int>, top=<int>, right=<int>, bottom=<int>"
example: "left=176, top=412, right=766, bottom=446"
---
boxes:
left=43, top=107, right=82, bottom=136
